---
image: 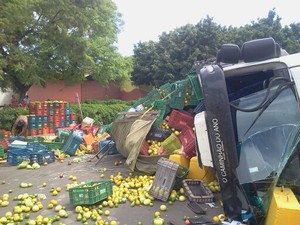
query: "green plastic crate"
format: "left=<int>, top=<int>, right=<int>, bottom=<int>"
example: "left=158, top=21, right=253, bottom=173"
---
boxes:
left=23, top=136, right=40, bottom=143
left=188, top=75, right=203, bottom=101
left=69, top=180, right=113, bottom=206
left=133, top=96, right=148, bottom=107
left=0, top=146, right=4, bottom=158
left=158, top=82, right=173, bottom=99
left=173, top=165, right=189, bottom=190
left=152, top=100, right=168, bottom=127
left=140, top=88, right=163, bottom=109
left=42, top=142, right=64, bottom=150
left=95, top=123, right=113, bottom=136
left=169, top=80, right=188, bottom=110
left=185, top=76, right=201, bottom=106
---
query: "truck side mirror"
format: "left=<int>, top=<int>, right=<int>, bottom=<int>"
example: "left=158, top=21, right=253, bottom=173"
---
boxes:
left=216, top=44, right=241, bottom=64
left=241, top=37, right=281, bottom=62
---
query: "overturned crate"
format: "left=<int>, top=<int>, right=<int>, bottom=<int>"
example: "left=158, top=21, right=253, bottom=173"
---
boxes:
left=149, top=157, right=180, bottom=201
left=182, top=179, right=214, bottom=203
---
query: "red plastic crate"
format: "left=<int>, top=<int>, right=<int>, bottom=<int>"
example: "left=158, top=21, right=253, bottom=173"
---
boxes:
left=178, top=127, right=196, bottom=158
left=140, top=140, right=149, bottom=155
left=168, top=109, right=194, bottom=130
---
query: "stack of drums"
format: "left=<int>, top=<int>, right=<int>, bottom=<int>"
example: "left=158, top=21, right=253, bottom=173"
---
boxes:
left=27, top=101, right=72, bottom=136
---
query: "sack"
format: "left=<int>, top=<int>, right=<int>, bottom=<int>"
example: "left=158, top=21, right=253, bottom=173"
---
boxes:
left=111, top=111, right=158, bottom=172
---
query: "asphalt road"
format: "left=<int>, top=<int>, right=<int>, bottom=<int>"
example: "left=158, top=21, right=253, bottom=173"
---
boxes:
left=0, top=153, right=224, bottom=225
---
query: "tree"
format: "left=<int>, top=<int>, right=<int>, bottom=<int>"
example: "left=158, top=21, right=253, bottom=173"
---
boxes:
left=131, top=17, right=224, bottom=86
left=0, top=0, right=131, bottom=98
left=131, top=10, right=300, bottom=86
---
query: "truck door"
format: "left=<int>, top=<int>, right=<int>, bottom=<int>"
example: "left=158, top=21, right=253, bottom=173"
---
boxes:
left=196, top=63, right=242, bottom=221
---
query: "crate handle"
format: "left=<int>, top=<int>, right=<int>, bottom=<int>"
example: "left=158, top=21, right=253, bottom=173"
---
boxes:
left=162, top=177, right=167, bottom=188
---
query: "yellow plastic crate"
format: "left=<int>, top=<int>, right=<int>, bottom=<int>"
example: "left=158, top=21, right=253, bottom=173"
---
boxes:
left=161, top=133, right=182, bottom=154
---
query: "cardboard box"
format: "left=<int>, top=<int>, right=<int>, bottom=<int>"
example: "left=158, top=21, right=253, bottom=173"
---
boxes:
left=81, top=117, right=94, bottom=128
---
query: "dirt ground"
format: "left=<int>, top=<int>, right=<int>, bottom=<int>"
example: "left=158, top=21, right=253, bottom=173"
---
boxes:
left=0, top=153, right=224, bottom=225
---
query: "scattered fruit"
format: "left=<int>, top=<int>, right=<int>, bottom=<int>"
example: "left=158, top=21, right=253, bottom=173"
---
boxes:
left=178, top=195, right=186, bottom=202
left=153, top=216, right=164, bottom=225
left=218, top=213, right=225, bottom=222
left=212, top=216, right=219, bottom=222
left=185, top=219, right=191, bottom=225
left=104, top=210, right=110, bottom=216
left=208, top=180, right=220, bottom=193
left=159, top=204, right=167, bottom=211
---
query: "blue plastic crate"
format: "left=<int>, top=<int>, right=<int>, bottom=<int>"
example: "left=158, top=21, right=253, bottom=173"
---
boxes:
left=27, top=143, right=49, bottom=152
left=65, top=108, right=71, bottom=115
left=193, top=101, right=205, bottom=114
left=62, top=134, right=83, bottom=156
left=30, top=150, right=55, bottom=165
left=7, top=148, right=32, bottom=166
left=8, top=136, right=26, bottom=143
left=99, top=140, right=118, bottom=155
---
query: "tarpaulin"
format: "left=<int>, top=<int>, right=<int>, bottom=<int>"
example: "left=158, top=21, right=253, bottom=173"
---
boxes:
left=111, top=111, right=159, bottom=173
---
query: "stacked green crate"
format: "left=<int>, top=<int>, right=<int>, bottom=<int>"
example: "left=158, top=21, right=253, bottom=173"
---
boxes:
left=145, top=88, right=163, bottom=109
left=152, top=100, right=168, bottom=127
left=169, top=80, right=188, bottom=110
left=158, top=82, right=173, bottom=99
left=186, top=75, right=203, bottom=106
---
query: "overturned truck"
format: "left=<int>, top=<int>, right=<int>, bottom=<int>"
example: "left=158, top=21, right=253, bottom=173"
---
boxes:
left=197, top=37, right=300, bottom=225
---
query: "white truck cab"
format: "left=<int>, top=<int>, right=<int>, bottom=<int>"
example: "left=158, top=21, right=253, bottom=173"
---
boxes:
left=195, top=37, right=300, bottom=225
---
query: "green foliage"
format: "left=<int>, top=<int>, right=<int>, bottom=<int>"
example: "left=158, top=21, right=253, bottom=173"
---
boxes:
left=70, top=102, right=130, bottom=125
left=0, top=101, right=132, bottom=131
left=131, top=10, right=300, bottom=86
left=0, top=0, right=131, bottom=98
left=0, top=107, right=29, bottom=131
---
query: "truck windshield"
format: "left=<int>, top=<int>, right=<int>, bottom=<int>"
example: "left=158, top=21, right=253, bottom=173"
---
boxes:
left=233, top=82, right=300, bottom=183
left=230, top=72, right=300, bottom=221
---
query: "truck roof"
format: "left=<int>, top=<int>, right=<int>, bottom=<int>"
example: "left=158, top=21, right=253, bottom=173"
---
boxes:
left=222, top=52, right=300, bottom=77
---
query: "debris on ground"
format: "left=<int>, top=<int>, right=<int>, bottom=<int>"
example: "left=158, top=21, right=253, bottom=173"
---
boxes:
left=0, top=83, right=236, bottom=224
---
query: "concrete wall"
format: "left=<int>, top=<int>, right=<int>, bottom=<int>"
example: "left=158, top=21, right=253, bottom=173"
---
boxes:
left=28, top=80, right=148, bottom=103
left=28, top=80, right=82, bottom=103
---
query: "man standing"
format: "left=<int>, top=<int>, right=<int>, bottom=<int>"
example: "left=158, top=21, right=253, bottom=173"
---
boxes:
left=20, top=95, right=30, bottom=107
left=11, top=115, right=28, bottom=136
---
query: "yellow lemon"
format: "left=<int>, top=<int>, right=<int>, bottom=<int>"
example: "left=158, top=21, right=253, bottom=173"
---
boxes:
left=104, top=210, right=110, bottom=216
left=212, top=216, right=219, bottom=222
